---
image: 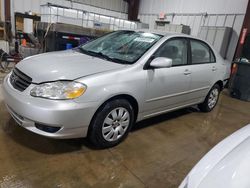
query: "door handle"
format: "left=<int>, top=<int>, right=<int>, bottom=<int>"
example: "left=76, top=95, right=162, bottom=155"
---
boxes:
left=212, top=67, right=217, bottom=71
left=184, top=69, right=191, bottom=75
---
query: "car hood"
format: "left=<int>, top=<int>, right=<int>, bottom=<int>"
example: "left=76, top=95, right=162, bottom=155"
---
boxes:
left=180, top=124, right=250, bottom=188
left=16, top=50, right=126, bottom=83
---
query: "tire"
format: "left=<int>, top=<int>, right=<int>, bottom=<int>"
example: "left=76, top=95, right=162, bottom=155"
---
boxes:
left=198, top=84, right=221, bottom=112
left=88, top=99, right=134, bottom=149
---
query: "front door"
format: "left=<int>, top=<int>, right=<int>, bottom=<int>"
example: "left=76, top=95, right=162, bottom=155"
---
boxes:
left=144, top=38, right=192, bottom=116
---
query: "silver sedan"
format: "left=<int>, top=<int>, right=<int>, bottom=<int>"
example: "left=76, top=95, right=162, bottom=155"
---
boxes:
left=2, top=30, right=230, bottom=148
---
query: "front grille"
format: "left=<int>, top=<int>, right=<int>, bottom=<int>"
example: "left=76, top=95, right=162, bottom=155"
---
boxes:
left=10, top=68, right=32, bottom=92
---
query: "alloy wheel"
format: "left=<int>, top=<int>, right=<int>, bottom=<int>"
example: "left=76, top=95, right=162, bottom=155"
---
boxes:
left=208, top=88, right=219, bottom=109
left=102, top=107, right=130, bottom=142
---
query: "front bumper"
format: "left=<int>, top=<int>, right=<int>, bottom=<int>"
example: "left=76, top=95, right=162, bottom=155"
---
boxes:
left=2, top=74, right=98, bottom=139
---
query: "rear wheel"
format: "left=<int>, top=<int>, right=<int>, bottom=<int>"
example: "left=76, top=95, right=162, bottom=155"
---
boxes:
left=88, top=99, right=134, bottom=148
left=198, top=84, right=221, bottom=112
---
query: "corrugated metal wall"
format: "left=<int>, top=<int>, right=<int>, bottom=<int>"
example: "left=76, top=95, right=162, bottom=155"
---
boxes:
left=72, top=0, right=128, bottom=13
left=138, top=0, right=249, bottom=61
left=139, top=0, right=248, bottom=15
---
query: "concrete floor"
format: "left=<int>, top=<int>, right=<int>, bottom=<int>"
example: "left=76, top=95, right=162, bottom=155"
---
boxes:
left=1, top=71, right=250, bottom=188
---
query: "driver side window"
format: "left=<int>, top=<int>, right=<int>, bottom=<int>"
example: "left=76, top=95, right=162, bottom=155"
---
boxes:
left=154, top=38, right=188, bottom=66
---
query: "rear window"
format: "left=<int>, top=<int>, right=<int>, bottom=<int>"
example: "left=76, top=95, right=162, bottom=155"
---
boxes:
left=190, top=40, right=216, bottom=64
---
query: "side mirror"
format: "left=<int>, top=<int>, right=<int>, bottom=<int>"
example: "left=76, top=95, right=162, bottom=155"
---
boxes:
left=150, top=57, right=173, bottom=68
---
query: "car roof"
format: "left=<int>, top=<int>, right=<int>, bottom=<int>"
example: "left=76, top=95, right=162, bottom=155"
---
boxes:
left=134, top=29, right=214, bottom=46
left=133, top=29, right=190, bottom=37
left=118, top=29, right=214, bottom=50
left=119, top=29, right=189, bottom=37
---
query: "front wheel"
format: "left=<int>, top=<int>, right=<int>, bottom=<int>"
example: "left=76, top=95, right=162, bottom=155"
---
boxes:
left=88, top=99, right=134, bottom=149
left=198, top=84, right=221, bottom=112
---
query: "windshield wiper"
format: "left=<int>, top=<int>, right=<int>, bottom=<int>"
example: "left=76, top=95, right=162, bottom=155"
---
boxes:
left=78, top=48, right=130, bottom=64
left=93, top=51, right=114, bottom=62
left=99, top=53, right=130, bottom=64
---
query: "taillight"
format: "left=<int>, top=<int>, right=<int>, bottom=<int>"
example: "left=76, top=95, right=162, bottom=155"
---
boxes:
left=231, top=63, right=238, bottom=75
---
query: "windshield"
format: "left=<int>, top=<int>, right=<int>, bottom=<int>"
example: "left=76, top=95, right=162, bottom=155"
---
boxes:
left=79, top=30, right=162, bottom=64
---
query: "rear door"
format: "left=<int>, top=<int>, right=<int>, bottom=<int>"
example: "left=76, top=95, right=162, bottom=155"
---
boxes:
left=188, top=39, right=218, bottom=102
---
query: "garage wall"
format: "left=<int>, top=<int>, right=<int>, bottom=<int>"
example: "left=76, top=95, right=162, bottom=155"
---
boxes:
left=139, top=0, right=249, bottom=61
left=11, top=0, right=128, bottom=16
left=139, top=0, right=248, bottom=15
left=72, top=0, right=127, bottom=13
left=9, top=0, right=128, bottom=34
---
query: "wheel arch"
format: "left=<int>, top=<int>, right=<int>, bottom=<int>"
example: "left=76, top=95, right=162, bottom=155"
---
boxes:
left=214, top=80, right=224, bottom=91
left=87, top=94, right=139, bottom=136
left=103, top=94, right=139, bottom=121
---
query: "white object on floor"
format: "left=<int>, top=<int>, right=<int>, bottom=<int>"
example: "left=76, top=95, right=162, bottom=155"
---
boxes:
left=180, top=124, right=250, bottom=188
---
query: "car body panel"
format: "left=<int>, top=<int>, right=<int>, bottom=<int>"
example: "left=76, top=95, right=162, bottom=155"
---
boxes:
left=179, top=124, right=250, bottom=188
left=2, top=31, right=230, bottom=139
left=17, top=50, right=126, bottom=83
left=144, top=65, right=191, bottom=114
left=74, top=65, right=147, bottom=119
left=2, top=75, right=98, bottom=138
left=188, top=63, right=217, bottom=100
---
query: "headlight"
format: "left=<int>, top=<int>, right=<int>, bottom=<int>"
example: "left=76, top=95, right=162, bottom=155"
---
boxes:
left=30, top=81, right=86, bottom=100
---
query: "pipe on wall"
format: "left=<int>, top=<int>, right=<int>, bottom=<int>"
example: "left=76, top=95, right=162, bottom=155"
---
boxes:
left=4, top=0, right=12, bottom=41
left=125, top=0, right=140, bottom=21
left=4, top=0, right=10, bottom=22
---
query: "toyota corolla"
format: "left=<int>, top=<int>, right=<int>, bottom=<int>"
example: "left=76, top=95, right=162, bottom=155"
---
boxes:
left=2, top=30, right=230, bottom=148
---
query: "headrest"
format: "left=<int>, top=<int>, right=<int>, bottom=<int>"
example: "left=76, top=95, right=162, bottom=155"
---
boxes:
left=192, top=49, right=206, bottom=58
